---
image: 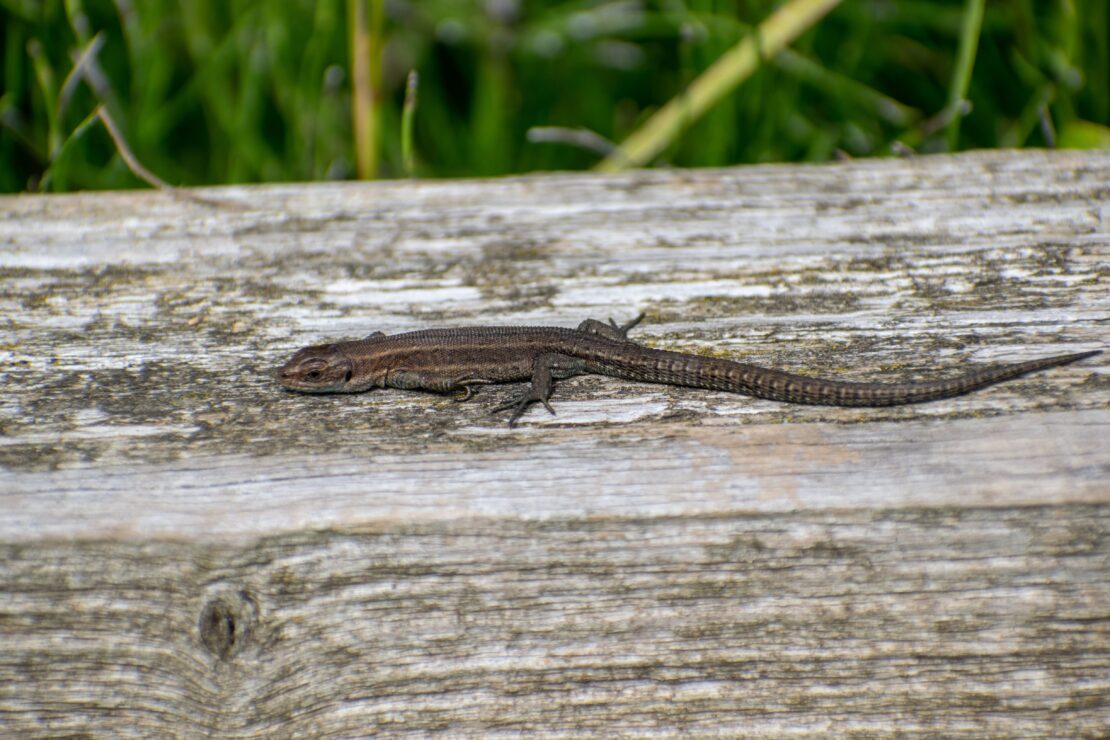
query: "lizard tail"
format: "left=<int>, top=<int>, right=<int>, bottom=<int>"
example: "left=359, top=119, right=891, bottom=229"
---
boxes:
left=602, top=348, right=1100, bottom=407
left=736, top=349, right=1101, bottom=406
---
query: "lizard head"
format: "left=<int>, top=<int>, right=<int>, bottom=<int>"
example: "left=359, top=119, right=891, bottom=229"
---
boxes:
left=277, top=344, right=357, bottom=393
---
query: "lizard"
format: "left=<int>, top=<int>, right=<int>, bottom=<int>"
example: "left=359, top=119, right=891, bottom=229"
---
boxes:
left=276, top=314, right=1100, bottom=427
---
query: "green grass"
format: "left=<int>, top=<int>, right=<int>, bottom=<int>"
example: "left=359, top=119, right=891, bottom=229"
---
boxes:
left=1, top=0, right=1108, bottom=192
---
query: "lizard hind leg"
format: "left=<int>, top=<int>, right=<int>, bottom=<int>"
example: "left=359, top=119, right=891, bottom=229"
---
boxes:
left=491, top=353, right=588, bottom=427
left=576, top=312, right=645, bottom=343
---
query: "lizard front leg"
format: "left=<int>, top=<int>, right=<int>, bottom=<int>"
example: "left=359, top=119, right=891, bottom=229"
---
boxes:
left=386, top=369, right=496, bottom=401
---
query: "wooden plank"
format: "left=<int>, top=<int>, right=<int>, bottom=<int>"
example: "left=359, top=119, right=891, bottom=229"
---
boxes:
left=3, top=410, right=1108, bottom=540
left=2, top=507, right=1106, bottom=736
left=1, top=150, right=1108, bottom=735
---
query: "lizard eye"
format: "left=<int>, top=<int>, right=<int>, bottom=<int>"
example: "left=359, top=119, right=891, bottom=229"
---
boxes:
left=305, top=369, right=322, bottom=381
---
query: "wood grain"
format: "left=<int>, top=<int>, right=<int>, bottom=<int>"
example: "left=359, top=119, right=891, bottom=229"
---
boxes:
left=2, top=509, right=1107, bottom=735
left=1, top=150, right=1108, bottom=735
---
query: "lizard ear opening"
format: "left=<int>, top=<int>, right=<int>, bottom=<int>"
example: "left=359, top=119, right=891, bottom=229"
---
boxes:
left=344, top=369, right=353, bottom=383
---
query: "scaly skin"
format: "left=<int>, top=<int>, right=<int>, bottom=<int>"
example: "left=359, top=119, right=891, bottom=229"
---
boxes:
left=277, top=314, right=1100, bottom=426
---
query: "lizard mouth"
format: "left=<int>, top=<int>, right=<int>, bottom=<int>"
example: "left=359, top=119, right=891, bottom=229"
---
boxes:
left=278, top=377, right=339, bottom=393
left=276, top=368, right=312, bottom=392
left=276, top=360, right=358, bottom=393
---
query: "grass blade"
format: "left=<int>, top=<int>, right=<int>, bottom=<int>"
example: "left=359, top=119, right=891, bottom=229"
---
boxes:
left=348, top=0, right=383, bottom=179
left=945, top=0, right=985, bottom=151
left=401, top=69, right=418, bottom=177
left=596, top=0, right=842, bottom=172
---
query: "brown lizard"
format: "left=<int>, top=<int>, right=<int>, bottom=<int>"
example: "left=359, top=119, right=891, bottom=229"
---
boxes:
left=277, top=314, right=1100, bottom=426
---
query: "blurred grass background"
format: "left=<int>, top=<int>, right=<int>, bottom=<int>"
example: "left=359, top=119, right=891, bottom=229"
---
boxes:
left=1, top=0, right=1108, bottom=192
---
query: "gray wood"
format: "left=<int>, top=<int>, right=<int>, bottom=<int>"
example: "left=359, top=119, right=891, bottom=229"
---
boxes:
left=1, top=150, right=1108, bottom=736
left=3, top=508, right=1107, bottom=736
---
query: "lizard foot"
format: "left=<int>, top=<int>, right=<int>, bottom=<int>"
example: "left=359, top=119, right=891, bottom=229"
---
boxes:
left=491, top=389, right=555, bottom=428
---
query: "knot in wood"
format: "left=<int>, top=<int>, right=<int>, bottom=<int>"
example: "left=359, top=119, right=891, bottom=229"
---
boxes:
left=198, top=589, right=258, bottom=660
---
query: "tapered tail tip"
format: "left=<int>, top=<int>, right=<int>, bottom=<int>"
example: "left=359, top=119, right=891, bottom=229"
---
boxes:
left=1063, top=349, right=1102, bottom=364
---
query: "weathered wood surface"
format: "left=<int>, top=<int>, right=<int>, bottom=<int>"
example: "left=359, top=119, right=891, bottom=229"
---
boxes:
left=1, top=150, right=1108, bottom=735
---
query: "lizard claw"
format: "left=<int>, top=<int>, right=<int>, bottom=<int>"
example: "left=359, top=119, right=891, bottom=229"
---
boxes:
left=492, top=390, right=556, bottom=427
left=609, top=313, right=645, bottom=338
